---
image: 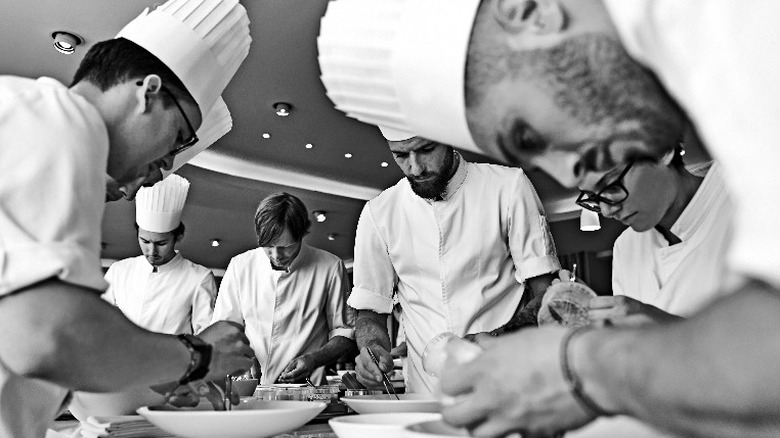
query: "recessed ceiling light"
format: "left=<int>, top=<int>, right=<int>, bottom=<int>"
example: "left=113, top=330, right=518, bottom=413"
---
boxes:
left=344, top=153, right=352, bottom=159
left=327, top=233, right=337, bottom=241
left=381, top=162, right=389, bottom=167
left=262, top=133, right=271, bottom=139
left=313, top=211, right=327, bottom=222
left=51, top=31, right=83, bottom=55
left=211, top=239, right=221, bottom=247
left=305, top=143, right=313, bottom=149
left=273, top=102, right=292, bottom=117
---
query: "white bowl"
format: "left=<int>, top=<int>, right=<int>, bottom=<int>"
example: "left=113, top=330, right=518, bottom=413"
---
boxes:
left=330, top=413, right=441, bottom=438
left=340, top=393, right=440, bottom=414
left=70, top=387, right=166, bottom=421
left=137, top=399, right=326, bottom=438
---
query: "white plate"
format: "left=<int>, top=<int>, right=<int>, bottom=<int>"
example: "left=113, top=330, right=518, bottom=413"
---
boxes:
left=330, top=413, right=441, bottom=438
left=341, top=393, right=440, bottom=414
left=137, top=400, right=326, bottom=438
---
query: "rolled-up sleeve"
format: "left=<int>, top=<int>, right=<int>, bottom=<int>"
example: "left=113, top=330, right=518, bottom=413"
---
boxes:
left=508, top=172, right=561, bottom=282
left=326, top=261, right=356, bottom=339
left=347, top=203, right=396, bottom=314
left=211, top=260, right=245, bottom=325
left=192, top=271, right=217, bottom=335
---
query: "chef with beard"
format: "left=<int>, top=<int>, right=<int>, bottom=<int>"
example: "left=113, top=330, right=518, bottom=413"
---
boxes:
left=348, top=126, right=560, bottom=394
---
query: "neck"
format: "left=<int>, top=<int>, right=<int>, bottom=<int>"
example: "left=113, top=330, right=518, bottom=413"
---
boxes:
left=657, top=168, right=704, bottom=231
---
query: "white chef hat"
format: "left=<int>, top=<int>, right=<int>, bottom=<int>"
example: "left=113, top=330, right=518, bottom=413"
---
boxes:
left=318, top=0, right=481, bottom=153
left=135, top=174, right=191, bottom=233
left=117, top=0, right=251, bottom=143
left=378, top=125, right=416, bottom=142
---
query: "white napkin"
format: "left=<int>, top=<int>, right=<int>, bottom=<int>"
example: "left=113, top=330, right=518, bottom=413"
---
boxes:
left=80, top=415, right=174, bottom=438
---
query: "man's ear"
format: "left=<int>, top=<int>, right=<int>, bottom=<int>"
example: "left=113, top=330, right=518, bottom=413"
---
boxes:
left=136, top=74, right=163, bottom=113
left=491, top=0, right=566, bottom=36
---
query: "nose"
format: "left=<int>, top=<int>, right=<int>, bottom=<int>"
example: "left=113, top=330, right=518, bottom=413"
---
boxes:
left=600, top=202, right=620, bottom=218
left=159, top=155, right=175, bottom=171
left=408, top=154, right=425, bottom=177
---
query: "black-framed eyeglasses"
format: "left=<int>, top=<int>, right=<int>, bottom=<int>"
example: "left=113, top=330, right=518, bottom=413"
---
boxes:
left=575, top=161, right=635, bottom=213
left=161, top=86, right=199, bottom=157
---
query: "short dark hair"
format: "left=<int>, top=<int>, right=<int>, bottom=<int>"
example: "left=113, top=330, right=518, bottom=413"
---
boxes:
left=254, top=192, right=311, bottom=246
left=134, top=221, right=186, bottom=240
left=71, top=37, right=192, bottom=108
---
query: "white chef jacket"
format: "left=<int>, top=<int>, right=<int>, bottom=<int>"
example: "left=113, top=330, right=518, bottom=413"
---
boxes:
left=349, top=156, right=560, bottom=393
left=212, top=244, right=355, bottom=385
left=103, top=252, right=217, bottom=335
left=0, top=77, right=109, bottom=438
left=612, top=164, right=734, bottom=316
left=604, top=0, right=780, bottom=288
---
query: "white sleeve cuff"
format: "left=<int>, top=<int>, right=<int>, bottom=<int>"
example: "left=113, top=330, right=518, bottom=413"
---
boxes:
left=347, top=287, right=394, bottom=314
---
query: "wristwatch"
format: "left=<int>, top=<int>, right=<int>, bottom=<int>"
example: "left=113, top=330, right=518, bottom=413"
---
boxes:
left=176, top=334, right=212, bottom=385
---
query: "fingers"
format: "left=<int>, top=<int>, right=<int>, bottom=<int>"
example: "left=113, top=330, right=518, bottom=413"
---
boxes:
left=588, top=296, right=618, bottom=309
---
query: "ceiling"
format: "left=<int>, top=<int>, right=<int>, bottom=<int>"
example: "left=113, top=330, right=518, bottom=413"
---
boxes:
left=1, top=0, right=587, bottom=272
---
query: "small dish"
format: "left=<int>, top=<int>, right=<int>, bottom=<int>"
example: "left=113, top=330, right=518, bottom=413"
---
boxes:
left=340, top=393, right=439, bottom=414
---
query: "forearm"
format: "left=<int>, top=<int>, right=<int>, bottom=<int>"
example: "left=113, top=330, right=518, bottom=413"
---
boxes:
left=0, top=279, right=189, bottom=392
left=305, top=336, right=357, bottom=369
left=497, top=273, right=557, bottom=334
left=573, top=279, right=780, bottom=438
left=355, top=310, right=391, bottom=351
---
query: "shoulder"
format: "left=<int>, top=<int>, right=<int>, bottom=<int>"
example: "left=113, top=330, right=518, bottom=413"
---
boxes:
left=228, top=248, right=263, bottom=267
left=305, top=245, right=344, bottom=267
left=181, top=258, right=215, bottom=277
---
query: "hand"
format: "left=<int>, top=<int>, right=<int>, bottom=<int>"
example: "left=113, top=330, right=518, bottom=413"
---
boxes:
left=198, top=320, right=254, bottom=381
left=439, top=328, right=595, bottom=437
left=390, top=341, right=408, bottom=358
left=588, top=296, right=678, bottom=327
left=153, top=380, right=239, bottom=410
left=355, top=345, right=393, bottom=389
left=277, top=354, right=316, bottom=383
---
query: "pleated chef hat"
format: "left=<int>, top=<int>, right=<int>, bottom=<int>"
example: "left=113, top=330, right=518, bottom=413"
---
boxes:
left=136, top=174, right=191, bottom=233
left=378, top=125, right=415, bottom=142
left=117, top=0, right=251, bottom=148
left=318, top=0, right=480, bottom=153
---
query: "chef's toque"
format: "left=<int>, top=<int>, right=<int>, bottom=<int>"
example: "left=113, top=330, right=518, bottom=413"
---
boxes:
left=117, top=0, right=251, bottom=157
left=136, top=174, right=191, bottom=233
left=378, top=125, right=416, bottom=142
left=318, top=0, right=480, bottom=153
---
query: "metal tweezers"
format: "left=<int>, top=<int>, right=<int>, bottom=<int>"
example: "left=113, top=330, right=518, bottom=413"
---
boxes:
left=367, top=348, right=400, bottom=400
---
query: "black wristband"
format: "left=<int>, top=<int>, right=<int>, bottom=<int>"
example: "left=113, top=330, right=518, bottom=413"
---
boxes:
left=176, top=334, right=212, bottom=385
left=559, top=326, right=612, bottom=417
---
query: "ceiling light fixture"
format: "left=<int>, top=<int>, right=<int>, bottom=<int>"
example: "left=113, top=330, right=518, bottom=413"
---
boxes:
left=52, top=31, right=83, bottom=55
left=273, top=102, right=292, bottom=117
left=327, top=233, right=337, bottom=241
left=344, top=153, right=352, bottom=159
left=262, top=133, right=271, bottom=139
left=211, top=239, right=221, bottom=247
left=305, top=143, right=313, bottom=149
left=313, top=211, right=327, bottom=223
left=381, top=162, right=389, bottom=168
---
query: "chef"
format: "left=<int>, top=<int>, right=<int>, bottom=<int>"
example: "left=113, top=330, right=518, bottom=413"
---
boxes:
left=317, top=0, right=780, bottom=436
left=212, top=192, right=356, bottom=386
left=0, top=0, right=253, bottom=436
left=342, top=127, right=560, bottom=394
left=581, top=146, right=734, bottom=326
left=104, top=174, right=217, bottom=335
